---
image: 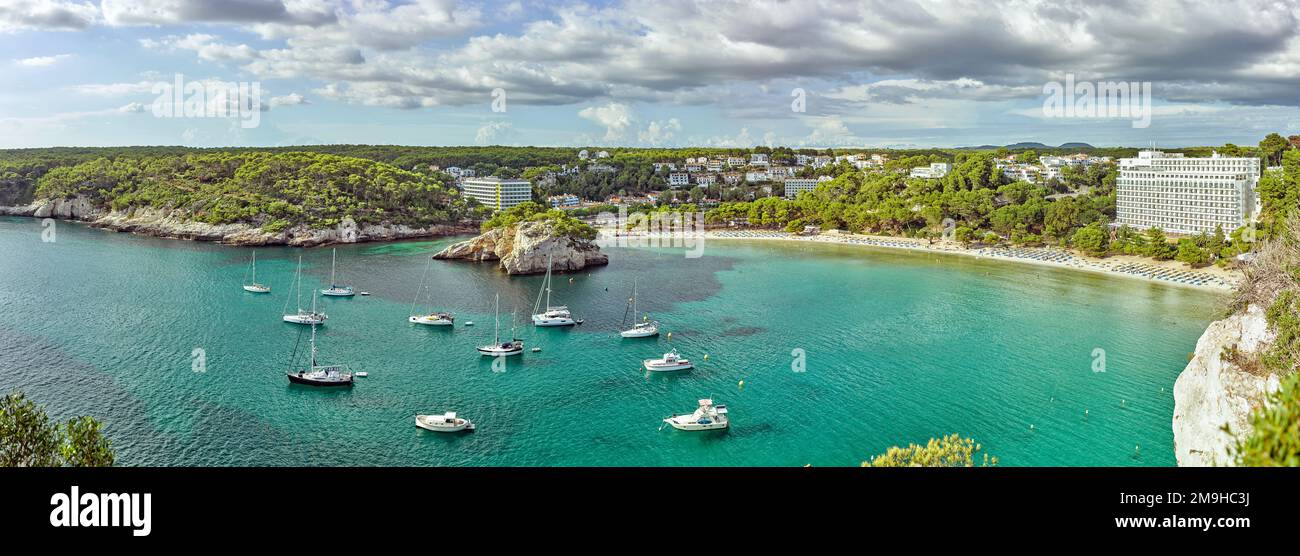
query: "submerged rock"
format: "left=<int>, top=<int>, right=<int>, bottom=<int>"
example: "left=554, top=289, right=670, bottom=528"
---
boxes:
left=433, top=220, right=608, bottom=275
left=1172, top=304, right=1281, bottom=466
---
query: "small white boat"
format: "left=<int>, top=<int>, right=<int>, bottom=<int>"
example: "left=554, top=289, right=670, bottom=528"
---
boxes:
left=355, top=372, right=368, bottom=377
left=360, top=291, right=371, bottom=296
left=320, top=248, right=356, bottom=297
left=415, top=412, right=474, bottom=432
left=663, top=399, right=728, bottom=431
left=531, top=254, right=578, bottom=326
left=619, top=279, right=658, bottom=337
left=477, top=294, right=524, bottom=356
left=409, top=313, right=455, bottom=326
left=283, top=256, right=328, bottom=324
left=643, top=349, right=693, bottom=372
left=407, top=259, right=454, bottom=325
left=464, top=321, right=474, bottom=326
left=242, top=251, right=271, bottom=293
left=531, top=347, right=541, bottom=353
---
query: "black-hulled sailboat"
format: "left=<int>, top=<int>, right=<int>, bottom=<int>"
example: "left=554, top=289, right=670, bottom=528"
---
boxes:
left=286, top=318, right=354, bottom=387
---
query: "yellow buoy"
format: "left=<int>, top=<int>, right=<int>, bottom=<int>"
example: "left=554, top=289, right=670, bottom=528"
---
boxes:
left=738, top=380, right=745, bottom=389
left=703, top=354, right=709, bottom=361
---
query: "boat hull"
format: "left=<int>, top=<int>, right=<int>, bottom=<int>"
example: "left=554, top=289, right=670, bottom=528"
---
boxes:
left=665, top=419, right=728, bottom=431
left=321, top=289, right=355, bottom=297
left=243, top=285, right=271, bottom=293
left=409, top=315, right=454, bottom=326
left=415, top=416, right=473, bottom=432
left=620, top=327, right=658, bottom=338
left=532, top=316, right=575, bottom=327
left=283, top=314, right=327, bottom=325
left=643, top=361, right=693, bottom=372
left=286, top=372, right=353, bottom=387
left=478, top=346, right=523, bottom=356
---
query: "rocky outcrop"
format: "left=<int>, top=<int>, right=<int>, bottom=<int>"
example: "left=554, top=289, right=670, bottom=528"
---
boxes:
left=1172, top=304, right=1282, bottom=466
left=0, top=196, right=475, bottom=246
left=433, top=220, right=608, bottom=274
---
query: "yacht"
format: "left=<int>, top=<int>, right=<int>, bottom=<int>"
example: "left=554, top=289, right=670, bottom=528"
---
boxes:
left=282, top=257, right=327, bottom=324
left=407, top=259, right=454, bottom=326
left=531, top=254, right=576, bottom=326
left=643, top=349, right=693, bottom=372
left=242, top=251, right=271, bottom=293
left=285, top=321, right=353, bottom=387
left=477, top=294, right=524, bottom=356
left=619, top=279, right=658, bottom=338
left=415, top=412, right=475, bottom=432
left=663, top=399, right=729, bottom=431
left=320, top=248, right=355, bottom=297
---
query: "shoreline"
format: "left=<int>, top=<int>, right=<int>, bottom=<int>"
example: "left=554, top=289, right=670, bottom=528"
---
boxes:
left=0, top=208, right=478, bottom=248
left=700, top=230, right=1240, bottom=292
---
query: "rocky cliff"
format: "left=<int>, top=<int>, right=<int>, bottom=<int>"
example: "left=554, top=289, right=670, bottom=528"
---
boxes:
left=1172, top=304, right=1282, bottom=466
left=433, top=220, right=608, bottom=274
left=0, top=196, right=474, bottom=246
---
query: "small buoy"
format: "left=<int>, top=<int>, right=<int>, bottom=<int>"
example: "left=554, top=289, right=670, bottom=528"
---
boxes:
left=1029, top=424, right=1035, bottom=430
left=738, top=380, right=745, bottom=389
left=703, top=354, right=709, bottom=361
left=666, top=332, right=672, bottom=340
left=569, top=278, right=574, bottom=283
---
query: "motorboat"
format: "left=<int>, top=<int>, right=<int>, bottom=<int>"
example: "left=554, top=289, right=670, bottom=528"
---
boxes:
left=415, top=412, right=475, bottom=432
left=643, top=349, right=693, bottom=372
left=663, top=399, right=729, bottom=431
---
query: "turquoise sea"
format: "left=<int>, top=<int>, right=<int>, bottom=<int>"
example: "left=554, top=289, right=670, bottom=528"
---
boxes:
left=0, top=216, right=1220, bottom=466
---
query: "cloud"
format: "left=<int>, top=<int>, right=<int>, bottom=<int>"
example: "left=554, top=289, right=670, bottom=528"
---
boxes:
left=474, top=120, right=515, bottom=145
left=118, top=102, right=146, bottom=113
left=637, top=117, right=682, bottom=146
left=14, top=53, right=71, bottom=66
left=101, top=0, right=335, bottom=27
left=578, top=102, right=634, bottom=141
left=0, top=0, right=98, bottom=32
left=67, top=80, right=158, bottom=96
left=268, top=92, right=309, bottom=107
left=140, top=34, right=258, bottom=63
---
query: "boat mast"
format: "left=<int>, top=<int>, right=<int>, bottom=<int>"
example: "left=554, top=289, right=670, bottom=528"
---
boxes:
left=493, top=293, right=501, bottom=344
left=251, top=251, right=257, bottom=284
left=295, top=255, right=303, bottom=312
left=308, top=319, right=318, bottom=368
left=545, top=254, right=553, bottom=310
left=329, top=248, right=337, bottom=287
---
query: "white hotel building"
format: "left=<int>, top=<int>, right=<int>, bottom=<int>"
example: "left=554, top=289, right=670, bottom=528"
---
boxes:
left=1116, top=150, right=1260, bottom=235
left=460, top=177, right=533, bottom=212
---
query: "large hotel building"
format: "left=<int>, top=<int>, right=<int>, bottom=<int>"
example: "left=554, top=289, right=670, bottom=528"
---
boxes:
left=459, top=177, right=533, bottom=212
left=1115, top=150, right=1260, bottom=235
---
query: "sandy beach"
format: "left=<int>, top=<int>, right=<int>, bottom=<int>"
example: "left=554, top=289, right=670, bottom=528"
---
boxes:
left=699, top=229, right=1242, bottom=292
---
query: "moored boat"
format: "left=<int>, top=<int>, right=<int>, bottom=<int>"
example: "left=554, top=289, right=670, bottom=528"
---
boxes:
left=285, top=321, right=353, bottom=387
left=415, top=412, right=475, bottom=432
left=663, top=399, right=728, bottom=431
left=643, top=349, right=693, bottom=372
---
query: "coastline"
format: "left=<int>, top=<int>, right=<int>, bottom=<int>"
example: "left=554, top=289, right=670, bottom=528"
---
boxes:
left=0, top=204, right=478, bottom=247
left=700, top=230, right=1240, bottom=292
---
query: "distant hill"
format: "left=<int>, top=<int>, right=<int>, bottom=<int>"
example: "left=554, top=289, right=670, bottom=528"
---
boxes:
left=957, top=142, right=1095, bottom=150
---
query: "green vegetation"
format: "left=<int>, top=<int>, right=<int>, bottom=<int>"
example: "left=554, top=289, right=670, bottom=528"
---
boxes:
left=481, top=201, right=597, bottom=241
left=1231, top=372, right=1300, bottom=466
left=19, top=151, right=469, bottom=230
left=863, top=434, right=997, bottom=467
left=0, top=390, right=114, bottom=467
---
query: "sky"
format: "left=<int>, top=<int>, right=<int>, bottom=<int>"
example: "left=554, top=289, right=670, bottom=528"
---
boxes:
left=3, top=0, right=1300, bottom=149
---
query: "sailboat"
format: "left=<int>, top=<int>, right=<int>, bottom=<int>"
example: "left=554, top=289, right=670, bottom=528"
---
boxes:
left=531, top=254, right=576, bottom=326
left=320, top=248, right=355, bottom=297
left=285, top=319, right=353, bottom=387
left=283, top=256, right=327, bottom=324
left=242, top=250, right=271, bottom=293
left=478, top=293, right=524, bottom=356
left=408, top=258, right=454, bottom=326
left=619, top=278, right=658, bottom=338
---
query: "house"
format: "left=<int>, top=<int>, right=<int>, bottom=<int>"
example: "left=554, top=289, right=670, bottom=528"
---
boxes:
left=548, top=194, right=580, bottom=208
left=668, top=172, right=691, bottom=187
left=909, top=162, right=953, bottom=179
left=695, top=174, right=716, bottom=187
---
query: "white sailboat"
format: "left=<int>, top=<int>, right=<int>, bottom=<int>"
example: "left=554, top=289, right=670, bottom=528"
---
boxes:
left=619, top=279, right=658, bottom=338
left=531, top=254, right=576, bottom=326
left=663, top=399, right=729, bottom=431
left=283, top=256, right=328, bottom=324
left=478, top=293, right=524, bottom=356
left=285, top=319, right=353, bottom=387
left=407, top=258, right=454, bottom=326
left=242, top=250, right=271, bottom=293
left=320, top=248, right=355, bottom=297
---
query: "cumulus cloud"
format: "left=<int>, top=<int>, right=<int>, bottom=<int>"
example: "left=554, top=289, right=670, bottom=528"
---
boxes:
left=638, top=117, right=682, bottom=146
left=14, top=53, right=71, bottom=66
left=0, top=0, right=98, bottom=32
left=578, top=102, right=634, bottom=141
left=475, top=120, right=515, bottom=145
left=268, top=92, right=309, bottom=107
